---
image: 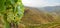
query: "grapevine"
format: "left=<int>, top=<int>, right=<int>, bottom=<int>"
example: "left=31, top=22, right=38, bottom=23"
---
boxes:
left=0, top=0, right=24, bottom=28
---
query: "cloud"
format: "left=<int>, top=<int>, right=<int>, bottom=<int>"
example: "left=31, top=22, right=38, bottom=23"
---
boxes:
left=22, top=0, right=60, bottom=7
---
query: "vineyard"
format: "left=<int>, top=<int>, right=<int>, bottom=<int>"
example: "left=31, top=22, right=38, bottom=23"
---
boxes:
left=0, top=7, right=60, bottom=28
left=0, top=0, right=60, bottom=28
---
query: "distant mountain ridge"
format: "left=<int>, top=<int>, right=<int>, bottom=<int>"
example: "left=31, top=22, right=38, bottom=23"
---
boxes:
left=38, top=6, right=60, bottom=13
left=24, top=6, right=60, bottom=14
left=25, top=6, right=60, bottom=13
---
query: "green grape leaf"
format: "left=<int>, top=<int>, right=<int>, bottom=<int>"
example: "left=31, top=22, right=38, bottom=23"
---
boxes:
left=0, top=0, right=6, bottom=12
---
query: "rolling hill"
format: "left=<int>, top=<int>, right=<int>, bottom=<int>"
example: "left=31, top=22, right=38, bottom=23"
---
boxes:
left=19, top=7, right=60, bottom=28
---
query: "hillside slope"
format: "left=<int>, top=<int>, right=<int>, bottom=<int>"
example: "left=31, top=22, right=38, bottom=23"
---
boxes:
left=19, top=7, right=60, bottom=28
left=21, top=7, right=55, bottom=24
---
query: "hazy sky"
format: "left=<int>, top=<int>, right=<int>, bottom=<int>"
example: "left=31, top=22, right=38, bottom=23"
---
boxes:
left=22, top=0, right=60, bottom=7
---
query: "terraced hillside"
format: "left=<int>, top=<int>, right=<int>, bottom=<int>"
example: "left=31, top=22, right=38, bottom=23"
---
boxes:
left=19, top=7, right=60, bottom=28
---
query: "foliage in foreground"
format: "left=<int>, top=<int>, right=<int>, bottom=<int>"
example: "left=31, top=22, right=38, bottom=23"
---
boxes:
left=0, top=0, right=24, bottom=28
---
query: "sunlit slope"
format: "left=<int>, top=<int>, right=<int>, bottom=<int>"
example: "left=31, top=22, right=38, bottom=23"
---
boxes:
left=21, top=7, right=57, bottom=24
left=19, top=7, right=60, bottom=28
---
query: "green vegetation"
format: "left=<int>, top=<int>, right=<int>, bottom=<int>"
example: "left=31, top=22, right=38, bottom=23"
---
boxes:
left=0, top=0, right=24, bottom=28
